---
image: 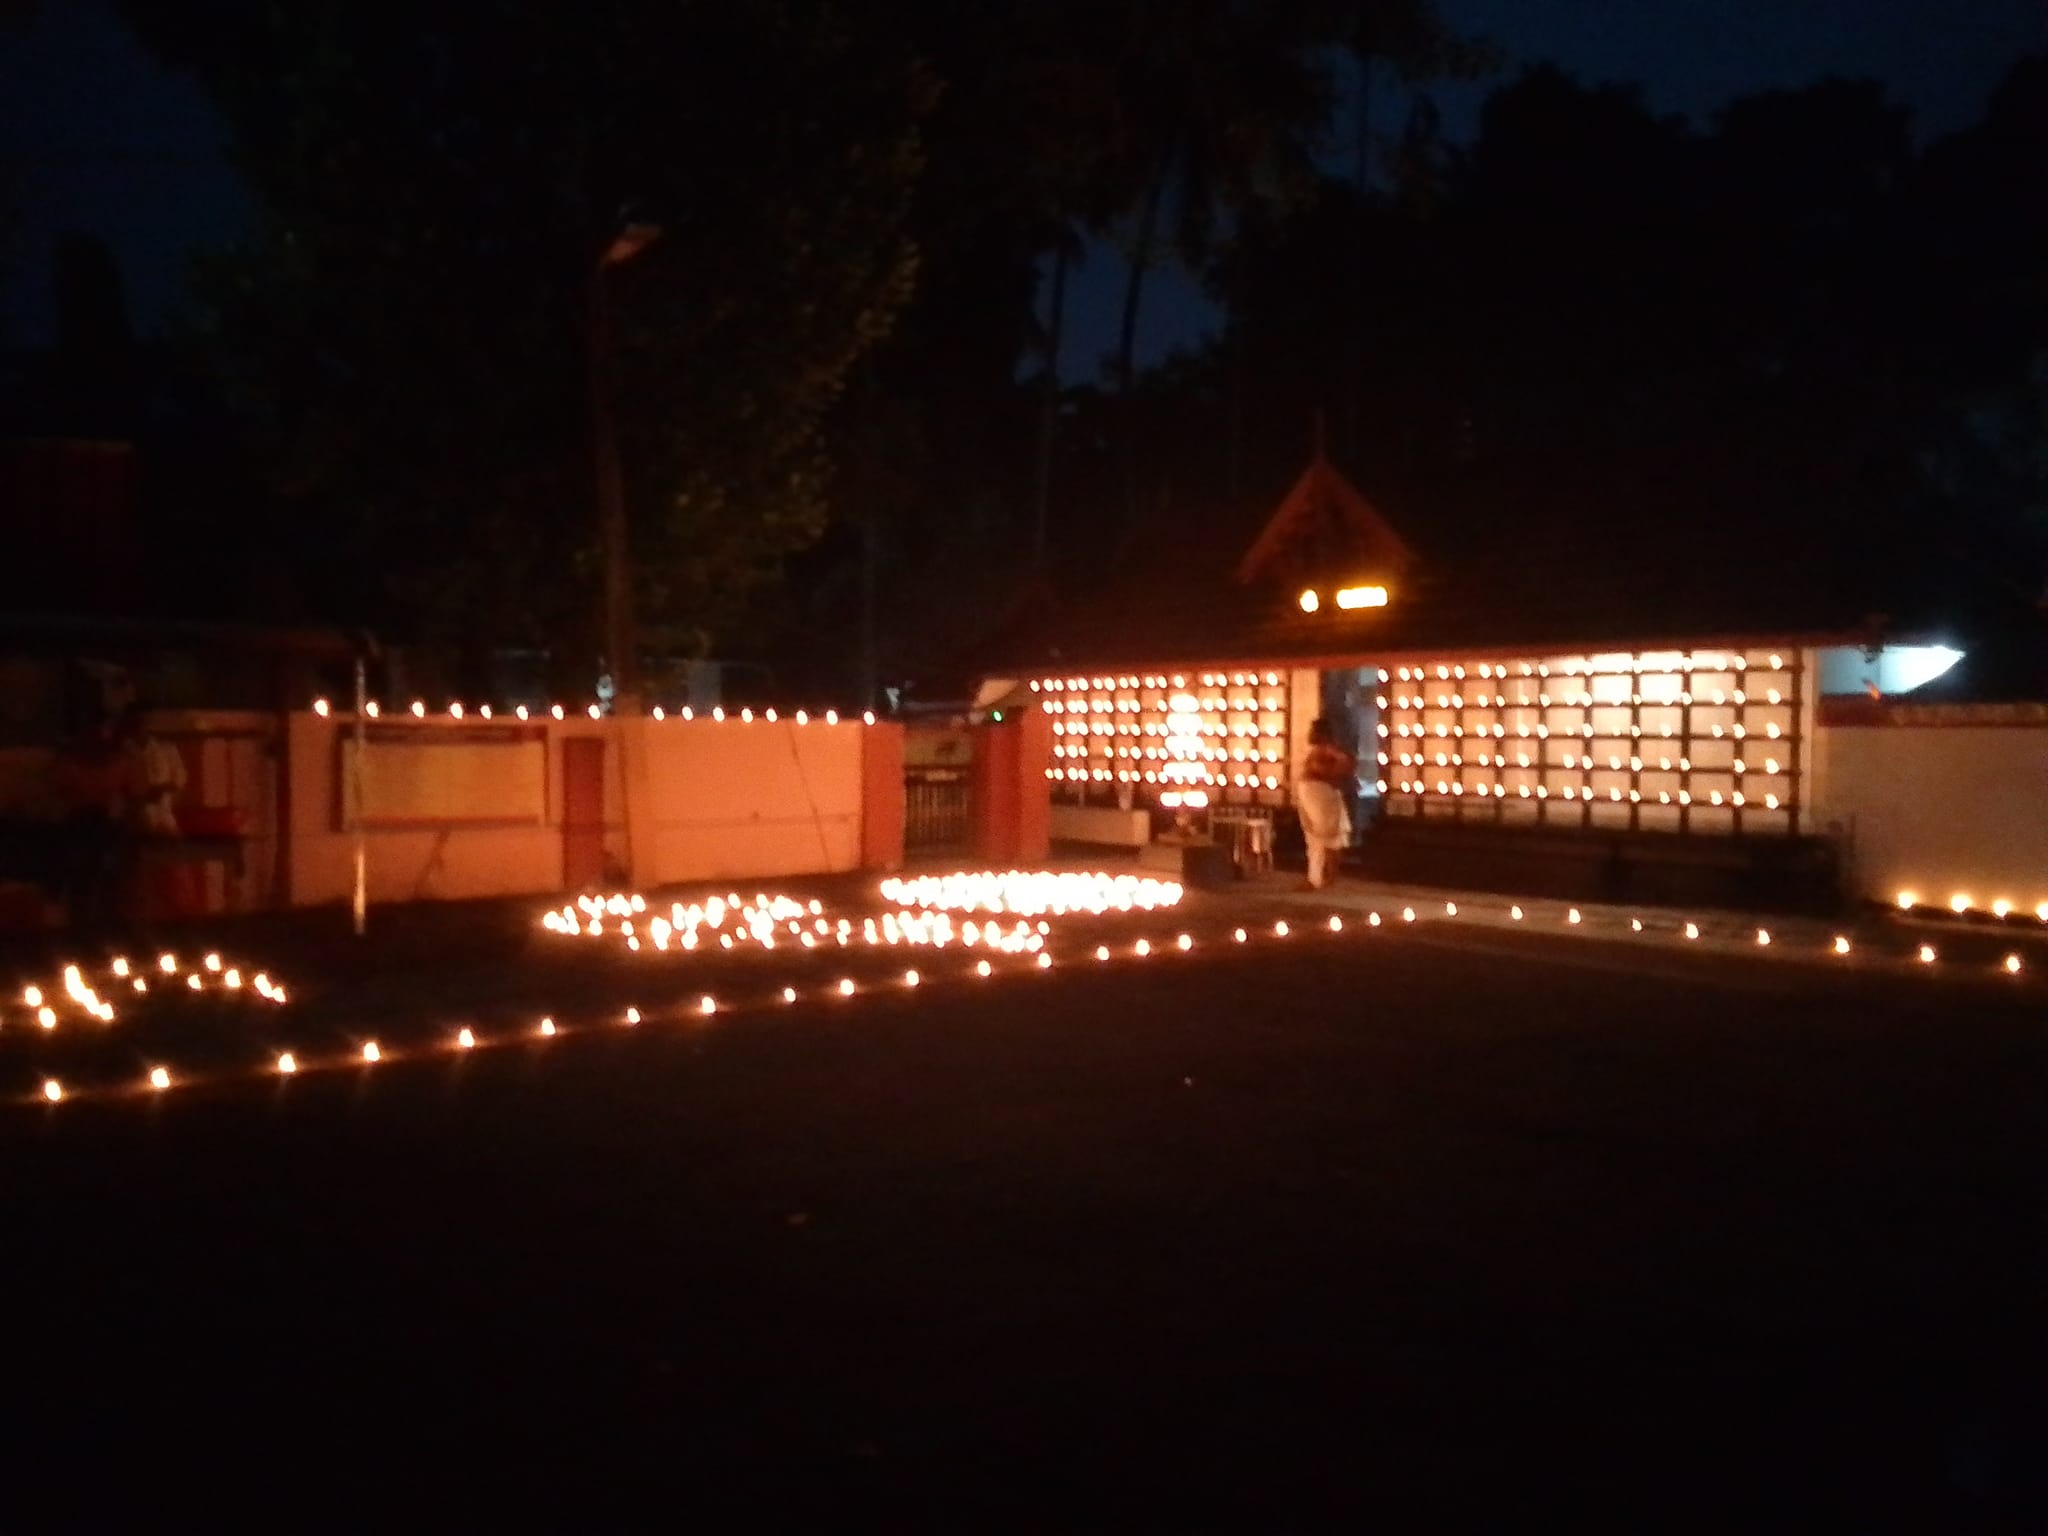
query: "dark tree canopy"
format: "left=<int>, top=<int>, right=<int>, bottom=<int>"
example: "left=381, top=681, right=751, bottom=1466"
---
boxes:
left=82, top=4, right=2045, bottom=696
left=1159, top=57, right=2048, bottom=629
left=116, top=0, right=930, bottom=685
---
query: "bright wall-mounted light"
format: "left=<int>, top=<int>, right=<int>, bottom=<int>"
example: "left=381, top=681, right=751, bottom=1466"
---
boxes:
left=1335, top=585, right=1388, bottom=610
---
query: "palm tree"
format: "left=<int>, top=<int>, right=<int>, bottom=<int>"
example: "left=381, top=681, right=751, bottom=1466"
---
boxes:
left=1102, top=1, right=1339, bottom=400
left=1336, top=2, right=1495, bottom=462
left=1032, top=227, right=1084, bottom=564
left=1074, top=1, right=1482, bottom=524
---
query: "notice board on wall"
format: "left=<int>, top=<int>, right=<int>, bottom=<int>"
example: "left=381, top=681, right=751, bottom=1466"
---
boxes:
left=337, top=727, right=547, bottom=827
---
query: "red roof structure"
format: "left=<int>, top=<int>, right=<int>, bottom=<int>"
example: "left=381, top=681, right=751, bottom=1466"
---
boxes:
left=985, top=440, right=1968, bottom=673
left=1233, top=447, right=1416, bottom=589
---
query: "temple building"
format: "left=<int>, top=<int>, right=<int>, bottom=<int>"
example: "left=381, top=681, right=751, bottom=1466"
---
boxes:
left=979, top=449, right=2048, bottom=919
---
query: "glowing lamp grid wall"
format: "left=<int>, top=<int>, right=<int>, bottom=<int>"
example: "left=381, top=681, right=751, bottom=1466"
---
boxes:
left=1377, top=649, right=1804, bottom=836
left=1033, top=671, right=1292, bottom=810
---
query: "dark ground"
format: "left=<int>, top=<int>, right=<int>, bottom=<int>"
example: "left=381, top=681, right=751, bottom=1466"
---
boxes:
left=4, top=893, right=2047, bottom=1530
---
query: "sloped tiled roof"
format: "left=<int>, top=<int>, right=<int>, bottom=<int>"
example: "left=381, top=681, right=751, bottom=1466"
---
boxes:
left=1005, top=564, right=1898, bottom=675
left=988, top=452, right=1980, bottom=674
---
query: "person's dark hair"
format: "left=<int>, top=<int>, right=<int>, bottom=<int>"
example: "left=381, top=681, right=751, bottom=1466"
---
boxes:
left=1308, top=717, right=1333, bottom=746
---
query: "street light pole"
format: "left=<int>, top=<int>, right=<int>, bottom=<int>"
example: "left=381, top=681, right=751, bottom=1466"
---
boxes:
left=589, top=219, right=661, bottom=710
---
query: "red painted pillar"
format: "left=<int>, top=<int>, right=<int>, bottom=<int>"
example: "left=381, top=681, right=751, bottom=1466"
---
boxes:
left=1015, top=707, right=1051, bottom=865
left=972, top=713, right=1051, bottom=867
left=860, top=721, right=906, bottom=870
left=973, top=723, right=1018, bottom=865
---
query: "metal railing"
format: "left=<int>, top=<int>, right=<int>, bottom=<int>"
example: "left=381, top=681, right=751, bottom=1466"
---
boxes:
left=905, top=769, right=973, bottom=852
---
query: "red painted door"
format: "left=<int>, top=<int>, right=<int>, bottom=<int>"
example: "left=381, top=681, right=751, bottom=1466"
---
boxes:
left=561, top=737, right=606, bottom=889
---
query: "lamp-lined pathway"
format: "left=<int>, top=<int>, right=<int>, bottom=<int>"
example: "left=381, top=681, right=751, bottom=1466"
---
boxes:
left=1273, top=877, right=2044, bottom=979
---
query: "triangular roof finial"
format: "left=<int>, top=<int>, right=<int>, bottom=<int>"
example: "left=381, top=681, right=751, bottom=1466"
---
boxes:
left=1234, top=444, right=1418, bottom=586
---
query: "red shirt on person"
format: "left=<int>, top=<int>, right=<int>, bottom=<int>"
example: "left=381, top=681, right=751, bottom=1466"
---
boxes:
left=1302, top=741, right=1356, bottom=787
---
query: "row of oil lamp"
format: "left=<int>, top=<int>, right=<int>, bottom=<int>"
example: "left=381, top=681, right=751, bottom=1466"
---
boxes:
left=1033, top=673, right=1285, bottom=692
left=1051, top=746, right=1285, bottom=763
left=312, top=699, right=876, bottom=727
left=1386, top=689, right=1789, bottom=711
left=556, top=905, right=1054, bottom=958
left=1052, top=723, right=1285, bottom=741
left=876, top=870, right=1183, bottom=916
left=1389, top=751, right=1787, bottom=774
left=543, top=874, right=2048, bottom=959
left=1379, top=656, right=1789, bottom=682
left=24, top=870, right=1182, bottom=1102
left=544, top=872, right=1185, bottom=949
left=23, top=905, right=1330, bottom=1105
left=1050, top=768, right=1286, bottom=789
left=1044, top=703, right=1285, bottom=719
left=1277, top=888, right=2031, bottom=974
left=23, top=886, right=2037, bottom=1107
left=1390, top=782, right=1788, bottom=810
left=1386, top=720, right=1787, bottom=741
left=9, top=951, right=287, bottom=1035
left=1894, top=890, right=2048, bottom=925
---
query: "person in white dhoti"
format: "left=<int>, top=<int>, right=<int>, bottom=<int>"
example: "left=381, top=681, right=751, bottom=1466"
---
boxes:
left=1294, top=717, right=1356, bottom=891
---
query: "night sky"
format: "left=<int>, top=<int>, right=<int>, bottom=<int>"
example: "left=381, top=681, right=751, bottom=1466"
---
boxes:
left=2, top=0, right=2042, bottom=362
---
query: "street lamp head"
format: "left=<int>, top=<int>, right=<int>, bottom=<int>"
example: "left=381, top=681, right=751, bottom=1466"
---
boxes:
left=603, top=222, right=663, bottom=268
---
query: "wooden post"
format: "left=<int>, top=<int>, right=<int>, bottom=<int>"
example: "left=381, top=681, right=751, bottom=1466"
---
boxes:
left=351, top=652, right=367, bottom=937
